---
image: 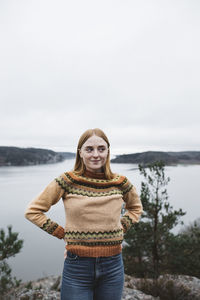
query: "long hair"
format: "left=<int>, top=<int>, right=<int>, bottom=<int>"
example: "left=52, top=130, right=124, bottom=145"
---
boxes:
left=73, top=128, right=115, bottom=179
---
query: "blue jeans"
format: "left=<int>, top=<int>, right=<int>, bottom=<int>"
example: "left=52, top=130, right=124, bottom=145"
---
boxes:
left=61, top=250, right=124, bottom=300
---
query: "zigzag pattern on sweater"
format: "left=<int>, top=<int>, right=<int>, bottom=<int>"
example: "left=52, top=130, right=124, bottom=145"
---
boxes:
left=66, top=172, right=123, bottom=184
left=40, top=218, right=59, bottom=234
left=66, top=240, right=123, bottom=246
left=65, top=172, right=125, bottom=188
left=121, top=183, right=133, bottom=195
left=55, top=172, right=133, bottom=197
left=55, top=177, right=124, bottom=197
left=64, top=229, right=124, bottom=240
left=67, top=171, right=133, bottom=195
left=121, top=215, right=133, bottom=232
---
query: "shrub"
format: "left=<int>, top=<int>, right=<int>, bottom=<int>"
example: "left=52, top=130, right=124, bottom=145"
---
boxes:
left=0, top=226, right=23, bottom=298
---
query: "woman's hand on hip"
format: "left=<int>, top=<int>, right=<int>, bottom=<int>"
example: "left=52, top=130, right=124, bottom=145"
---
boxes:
left=64, top=249, right=67, bottom=259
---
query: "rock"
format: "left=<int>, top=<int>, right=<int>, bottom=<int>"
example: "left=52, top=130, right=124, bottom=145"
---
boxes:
left=4, top=287, right=60, bottom=300
left=3, top=274, right=157, bottom=300
left=122, top=287, right=158, bottom=300
left=50, top=276, right=61, bottom=291
left=124, top=274, right=142, bottom=289
left=158, top=274, right=200, bottom=300
left=128, top=274, right=200, bottom=300
left=4, top=273, right=200, bottom=300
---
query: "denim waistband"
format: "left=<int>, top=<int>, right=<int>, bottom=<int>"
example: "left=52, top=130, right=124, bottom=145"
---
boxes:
left=66, top=250, right=122, bottom=261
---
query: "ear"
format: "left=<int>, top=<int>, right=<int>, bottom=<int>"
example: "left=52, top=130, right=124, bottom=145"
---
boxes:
left=79, top=149, right=82, bottom=158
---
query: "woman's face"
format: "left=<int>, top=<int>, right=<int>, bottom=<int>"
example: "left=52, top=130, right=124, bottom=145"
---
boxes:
left=79, top=135, right=109, bottom=173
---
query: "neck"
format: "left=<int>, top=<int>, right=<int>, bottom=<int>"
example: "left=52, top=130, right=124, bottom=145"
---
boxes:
left=84, top=169, right=106, bottom=179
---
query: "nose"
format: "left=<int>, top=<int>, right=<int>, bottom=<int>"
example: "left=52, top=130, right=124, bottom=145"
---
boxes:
left=93, top=149, right=99, bottom=157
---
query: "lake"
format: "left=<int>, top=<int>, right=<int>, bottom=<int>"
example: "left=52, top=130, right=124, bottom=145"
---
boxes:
left=0, top=160, right=199, bottom=281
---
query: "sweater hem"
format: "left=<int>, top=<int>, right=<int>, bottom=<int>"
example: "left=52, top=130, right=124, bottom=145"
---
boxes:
left=65, top=244, right=122, bottom=257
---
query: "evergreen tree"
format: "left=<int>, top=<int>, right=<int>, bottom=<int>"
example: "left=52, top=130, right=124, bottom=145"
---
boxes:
left=123, top=161, right=185, bottom=278
left=0, top=226, right=23, bottom=298
left=167, top=218, right=200, bottom=278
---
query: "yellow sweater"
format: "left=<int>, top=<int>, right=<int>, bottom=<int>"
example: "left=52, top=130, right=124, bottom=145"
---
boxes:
left=25, top=169, right=143, bottom=257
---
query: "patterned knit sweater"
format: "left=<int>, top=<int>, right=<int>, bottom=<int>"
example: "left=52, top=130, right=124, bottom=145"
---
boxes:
left=25, top=169, right=143, bottom=257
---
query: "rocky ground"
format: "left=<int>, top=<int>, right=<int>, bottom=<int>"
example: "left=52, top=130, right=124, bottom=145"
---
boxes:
left=3, top=274, right=200, bottom=300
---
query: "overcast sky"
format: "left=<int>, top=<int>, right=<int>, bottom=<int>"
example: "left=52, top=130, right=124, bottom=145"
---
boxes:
left=0, top=0, right=200, bottom=155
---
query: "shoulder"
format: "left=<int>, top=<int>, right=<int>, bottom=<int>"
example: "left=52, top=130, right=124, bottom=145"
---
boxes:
left=54, top=171, right=88, bottom=186
left=54, top=171, right=73, bottom=191
left=111, top=173, right=126, bottom=183
left=112, top=172, right=128, bottom=183
left=114, top=174, right=133, bottom=194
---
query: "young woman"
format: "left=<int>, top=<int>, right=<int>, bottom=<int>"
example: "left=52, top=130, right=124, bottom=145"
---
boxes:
left=25, top=128, right=143, bottom=300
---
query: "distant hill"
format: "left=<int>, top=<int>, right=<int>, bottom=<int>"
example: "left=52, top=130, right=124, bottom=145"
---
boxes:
left=1, top=147, right=199, bottom=167
left=0, top=146, right=75, bottom=166
left=111, top=151, right=200, bottom=165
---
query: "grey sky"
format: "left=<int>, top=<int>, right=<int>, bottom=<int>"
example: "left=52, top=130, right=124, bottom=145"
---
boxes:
left=0, top=0, right=200, bottom=154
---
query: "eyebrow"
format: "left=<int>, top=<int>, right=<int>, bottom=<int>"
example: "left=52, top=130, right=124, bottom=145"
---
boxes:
left=85, top=145, right=106, bottom=148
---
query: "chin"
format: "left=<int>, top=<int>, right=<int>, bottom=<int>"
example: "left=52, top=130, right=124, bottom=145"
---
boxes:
left=89, top=165, right=103, bottom=172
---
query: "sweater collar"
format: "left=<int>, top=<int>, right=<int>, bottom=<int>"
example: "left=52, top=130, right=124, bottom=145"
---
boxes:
left=83, top=169, right=106, bottom=179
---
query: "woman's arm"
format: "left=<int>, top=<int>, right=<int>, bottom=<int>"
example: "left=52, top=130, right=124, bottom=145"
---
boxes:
left=120, top=178, right=143, bottom=233
left=25, top=178, right=65, bottom=239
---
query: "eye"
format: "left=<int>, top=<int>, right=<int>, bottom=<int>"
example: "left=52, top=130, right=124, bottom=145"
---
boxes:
left=85, top=147, right=93, bottom=152
left=98, top=147, right=106, bottom=152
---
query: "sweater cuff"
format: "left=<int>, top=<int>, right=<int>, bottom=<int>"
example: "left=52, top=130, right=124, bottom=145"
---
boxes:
left=120, top=216, right=133, bottom=233
left=40, top=219, right=65, bottom=239
left=52, top=226, right=65, bottom=239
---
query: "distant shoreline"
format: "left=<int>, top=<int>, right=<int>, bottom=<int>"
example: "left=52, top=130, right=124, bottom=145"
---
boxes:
left=111, top=150, right=200, bottom=166
left=1, top=147, right=200, bottom=167
left=0, top=146, right=75, bottom=167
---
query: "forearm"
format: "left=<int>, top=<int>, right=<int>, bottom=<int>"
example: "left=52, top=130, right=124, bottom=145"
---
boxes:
left=25, top=178, right=65, bottom=239
left=121, top=185, right=143, bottom=233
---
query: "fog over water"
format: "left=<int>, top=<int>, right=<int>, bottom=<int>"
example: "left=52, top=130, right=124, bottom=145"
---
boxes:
left=0, top=159, right=199, bottom=281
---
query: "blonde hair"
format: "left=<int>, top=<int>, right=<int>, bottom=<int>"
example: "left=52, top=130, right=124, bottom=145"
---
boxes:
left=73, top=128, right=115, bottom=179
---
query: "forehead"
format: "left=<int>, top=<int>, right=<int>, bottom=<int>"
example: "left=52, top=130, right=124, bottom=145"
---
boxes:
left=82, top=135, right=107, bottom=147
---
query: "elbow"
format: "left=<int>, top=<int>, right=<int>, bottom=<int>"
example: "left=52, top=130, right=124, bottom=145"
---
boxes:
left=136, top=205, right=143, bottom=221
left=140, top=202, right=144, bottom=214
left=24, top=209, right=31, bottom=220
left=139, top=207, right=143, bottom=220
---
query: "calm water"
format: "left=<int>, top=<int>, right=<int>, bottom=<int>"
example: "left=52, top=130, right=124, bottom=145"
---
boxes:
left=0, top=160, right=199, bottom=281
